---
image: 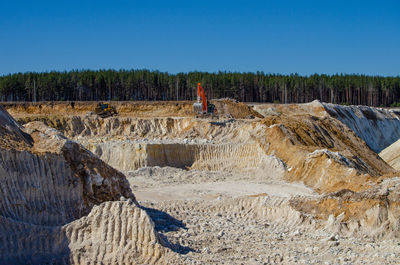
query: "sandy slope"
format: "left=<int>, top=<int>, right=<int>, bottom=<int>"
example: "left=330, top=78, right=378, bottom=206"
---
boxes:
left=380, top=138, right=400, bottom=170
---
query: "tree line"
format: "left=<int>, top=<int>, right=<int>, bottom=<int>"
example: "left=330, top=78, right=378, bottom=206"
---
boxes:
left=1, top=69, right=400, bottom=106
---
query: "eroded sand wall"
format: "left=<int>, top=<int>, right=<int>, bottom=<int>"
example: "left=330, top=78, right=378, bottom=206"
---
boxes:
left=0, top=111, right=174, bottom=264
left=17, top=115, right=261, bottom=144
left=87, top=141, right=286, bottom=178
left=0, top=148, right=83, bottom=226
left=322, top=103, right=400, bottom=152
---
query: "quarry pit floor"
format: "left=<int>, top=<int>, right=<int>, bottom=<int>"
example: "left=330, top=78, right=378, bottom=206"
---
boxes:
left=132, top=168, right=399, bottom=264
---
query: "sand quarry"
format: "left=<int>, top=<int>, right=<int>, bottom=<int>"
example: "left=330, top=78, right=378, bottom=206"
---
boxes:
left=2, top=99, right=400, bottom=264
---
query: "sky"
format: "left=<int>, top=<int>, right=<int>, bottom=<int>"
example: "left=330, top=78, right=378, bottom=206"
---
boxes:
left=0, top=0, right=399, bottom=76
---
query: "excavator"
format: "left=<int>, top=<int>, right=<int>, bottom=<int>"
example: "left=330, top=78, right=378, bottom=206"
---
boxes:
left=193, top=83, right=216, bottom=115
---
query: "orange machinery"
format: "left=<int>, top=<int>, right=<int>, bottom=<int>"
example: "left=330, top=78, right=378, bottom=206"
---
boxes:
left=197, top=82, right=207, bottom=112
left=193, top=83, right=216, bottom=114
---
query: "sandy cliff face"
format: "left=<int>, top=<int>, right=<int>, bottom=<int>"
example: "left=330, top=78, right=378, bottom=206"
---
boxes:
left=87, top=141, right=286, bottom=178
left=261, top=111, right=394, bottom=193
left=0, top=106, right=175, bottom=264
left=255, top=100, right=400, bottom=153
left=321, top=103, right=400, bottom=153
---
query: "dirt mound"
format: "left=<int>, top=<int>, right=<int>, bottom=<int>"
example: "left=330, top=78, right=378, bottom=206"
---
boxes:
left=290, top=177, right=400, bottom=238
left=211, top=98, right=264, bottom=119
left=262, top=111, right=394, bottom=193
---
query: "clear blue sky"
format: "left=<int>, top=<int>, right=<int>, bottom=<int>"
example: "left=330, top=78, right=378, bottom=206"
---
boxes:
left=1, top=0, right=399, bottom=75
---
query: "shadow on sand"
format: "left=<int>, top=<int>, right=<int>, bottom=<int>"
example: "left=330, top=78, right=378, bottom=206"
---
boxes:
left=141, top=206, right=195, bottom=255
